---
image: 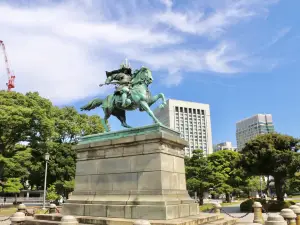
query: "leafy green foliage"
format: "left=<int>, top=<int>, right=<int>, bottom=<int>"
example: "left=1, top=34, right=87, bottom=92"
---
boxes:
left=243, top=176, right=267, bottom=195
left=46, top=184, right=59, bottom=201
left=3, top=178, right=23, bottom=193
left=208, top=150, right=244, bottom=202
left=0, top=90, right=105, bottom=195
left=241, top=133, right=300, bottom=201
left=287, top=172, right=300, bottom=194
left=240, top=198, right=295, bottom=212
left=240, top=198, right=266, bottom=212
left=185, top=150, right=213, bottom=205
left=0, top=146, right=32, bottom=186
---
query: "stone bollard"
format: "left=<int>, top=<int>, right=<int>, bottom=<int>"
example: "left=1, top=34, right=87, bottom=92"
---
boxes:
left=296, top=204, right=300, bottom=208
left=265, top=214, right=287, bottom=225
left=10, top=212, right=26, bottom=225
left=213, top=203, right=222, bottom=214
left=61, top=215, right=79, bottom=225
left=17, top=204, right=26, bottom=213
left=253, top=202, right=264, bottom=224
left=280, top=209, right=297, bottom=225
left=49, top=203, right=57, bottom=214
left=133, top=220, right=151, bottom=225
left=289, top=205, right=300, bottom=225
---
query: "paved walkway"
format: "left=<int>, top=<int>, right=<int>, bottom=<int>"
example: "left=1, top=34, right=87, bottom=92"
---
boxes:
left=221, top=204, right=279, bottom=223
left=0, top=216, right=11, bottom=225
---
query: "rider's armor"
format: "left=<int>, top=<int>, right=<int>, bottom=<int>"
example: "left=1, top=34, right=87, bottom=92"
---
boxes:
left=105, top=60, right=132, bottom=107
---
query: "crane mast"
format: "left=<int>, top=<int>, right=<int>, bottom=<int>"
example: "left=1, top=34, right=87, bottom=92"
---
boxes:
left=0, top=40, right=15, bottom=91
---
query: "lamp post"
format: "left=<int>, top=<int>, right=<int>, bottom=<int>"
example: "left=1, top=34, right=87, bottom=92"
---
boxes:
left=42, top=152, right=50, bottom=210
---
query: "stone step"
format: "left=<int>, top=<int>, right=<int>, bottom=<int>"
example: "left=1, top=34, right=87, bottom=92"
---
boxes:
left=206, top=218, right=238, bottom=225
left=24, top=213, right=238, bottom=225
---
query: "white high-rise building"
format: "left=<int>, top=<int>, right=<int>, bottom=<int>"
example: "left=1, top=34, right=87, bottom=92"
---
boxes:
left=153, top=99, right=213, bottom=157
left=236, top=114, right=275, bottom=151
left=214, top=142, right=237, bottom=152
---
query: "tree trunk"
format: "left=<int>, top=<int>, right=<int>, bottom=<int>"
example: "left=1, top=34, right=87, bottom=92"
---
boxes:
left=274, top=177, right=285, bottom=201
left=225, top=193, right=231, bottom=203
left=199, top=190, right=204, bottom=205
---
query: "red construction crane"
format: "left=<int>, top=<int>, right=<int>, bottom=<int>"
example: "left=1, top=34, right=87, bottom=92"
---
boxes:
left=0, top=40, right=15, bottom=91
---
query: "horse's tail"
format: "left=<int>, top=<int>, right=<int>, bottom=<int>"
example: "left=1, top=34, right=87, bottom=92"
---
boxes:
left=80, top=98, right=103, bottom=111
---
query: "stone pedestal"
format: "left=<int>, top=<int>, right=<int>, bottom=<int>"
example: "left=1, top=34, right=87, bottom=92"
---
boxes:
left=62, top=124, right=199, bottom=220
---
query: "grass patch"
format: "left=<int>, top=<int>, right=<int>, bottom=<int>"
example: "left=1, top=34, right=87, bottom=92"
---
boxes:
left=199, top=203, right=214, bottom=212
left=291, top=195, right=300, bottom=199
left=0, top=207, right=17, bottom=216
left=221, top=201, right=242, bottom=206
left=34, top=208, right=49, bottom=214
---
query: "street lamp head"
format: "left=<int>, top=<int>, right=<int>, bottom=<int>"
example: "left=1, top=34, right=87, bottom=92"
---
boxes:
left=45, top=152, right=50, bottom=161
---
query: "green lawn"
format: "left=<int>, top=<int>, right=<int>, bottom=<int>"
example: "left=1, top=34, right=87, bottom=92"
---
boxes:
left=0, top=207, right=17, bottom=216
left=199, top=203, right=214, bottom=212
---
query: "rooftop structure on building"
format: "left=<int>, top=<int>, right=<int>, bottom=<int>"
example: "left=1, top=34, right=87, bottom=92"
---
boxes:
left=214, top=141, right=237, bottom=152
left=236, top=113, right=275, bottom=151
left=154, top=99, right=213, bottom=157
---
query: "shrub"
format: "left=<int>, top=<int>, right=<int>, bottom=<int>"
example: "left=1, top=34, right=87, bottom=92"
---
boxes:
left=240, top=198, right=266, bottom=212
left=240, top=199, right=295, bottom=212
left=266, top=200, right=295, bottom=212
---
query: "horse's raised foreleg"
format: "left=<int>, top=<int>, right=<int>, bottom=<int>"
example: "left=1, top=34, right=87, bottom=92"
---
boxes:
left=140, top=100, right=162, bottom=125
left=148, top=93, right=167, bottom=108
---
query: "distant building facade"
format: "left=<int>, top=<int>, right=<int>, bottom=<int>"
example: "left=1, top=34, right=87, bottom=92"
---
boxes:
left=236, top=114, right=275, bottom=151
left=154, top=99, right=213, bottom=157
left=214, top=141, right=237, bottom=152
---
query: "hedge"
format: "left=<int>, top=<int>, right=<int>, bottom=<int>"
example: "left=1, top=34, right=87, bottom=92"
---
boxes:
left=240, top=198, right=295, bottom=212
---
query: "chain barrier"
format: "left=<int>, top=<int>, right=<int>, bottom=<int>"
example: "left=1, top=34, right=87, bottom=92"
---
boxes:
left=220, top=208, right=251, bottom=218
left=262, top=206, right=269, bottom=216
left=0, top=216, right=11, bottom=222
left=208, top=208, right=215, bottom=213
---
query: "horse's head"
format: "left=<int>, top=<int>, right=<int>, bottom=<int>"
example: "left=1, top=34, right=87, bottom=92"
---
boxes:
left=131, top=67, right=153, bottom=85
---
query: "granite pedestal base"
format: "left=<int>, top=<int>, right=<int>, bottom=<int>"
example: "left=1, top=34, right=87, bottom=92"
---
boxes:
left=62, top=124, right=199, bottom=220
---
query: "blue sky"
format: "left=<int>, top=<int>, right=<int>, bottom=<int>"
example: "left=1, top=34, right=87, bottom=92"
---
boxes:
left=0, top=0, right=299, bottom=145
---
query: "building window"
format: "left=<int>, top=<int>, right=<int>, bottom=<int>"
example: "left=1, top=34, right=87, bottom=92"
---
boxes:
left=175, top=107, right=179, bottom=112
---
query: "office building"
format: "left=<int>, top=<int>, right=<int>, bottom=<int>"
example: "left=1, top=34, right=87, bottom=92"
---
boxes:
left=214, top=141, right=237, bottom=152
left=236, top=114, right=275, bottom=151
left=154, top=99, right=213, bottom=157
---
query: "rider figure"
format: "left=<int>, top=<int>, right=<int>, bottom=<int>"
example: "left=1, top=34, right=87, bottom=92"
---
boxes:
left=105, top=59, right=132, bottom=107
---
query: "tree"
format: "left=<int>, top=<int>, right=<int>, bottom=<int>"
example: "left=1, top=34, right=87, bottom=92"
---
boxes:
left=208, top=150, right=244, bottom=202
left=241, top=133, right=300, bottom=201
left=2, top=178, right=23, bottom=203
left=185, top=150, right=213, bottom=205
left=46, top=184, right=59, bottom=202
left=287, top=172, right=300, bottom=194
left=243, top=176, right=267, bottom=197
left=0, top=145, right=32, bottom=187
left=0, top=91, right=106, bottom=191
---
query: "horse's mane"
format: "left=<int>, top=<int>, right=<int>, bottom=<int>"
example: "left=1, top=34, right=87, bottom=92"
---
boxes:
left=131, top=67, right=149, bottom=84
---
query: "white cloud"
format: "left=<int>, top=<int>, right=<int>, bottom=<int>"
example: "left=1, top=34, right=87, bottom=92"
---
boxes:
left=155, top=0, right=278, bottom=37
left=267, top=27, right=291, bottom=47
left=0, top=0, right=279, bottom=104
